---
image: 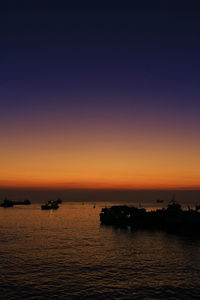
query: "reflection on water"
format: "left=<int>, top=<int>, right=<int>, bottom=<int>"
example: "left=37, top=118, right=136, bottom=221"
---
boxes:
left=0, top=202, right=200, bottom=299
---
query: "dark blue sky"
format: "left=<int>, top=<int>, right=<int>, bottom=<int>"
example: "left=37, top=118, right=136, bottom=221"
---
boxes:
left=1, top=1, right=200, bottom=100
left=1, top=1, right=200, bottom=132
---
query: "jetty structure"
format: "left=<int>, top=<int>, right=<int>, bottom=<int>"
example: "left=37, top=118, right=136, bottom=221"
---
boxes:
left=100, top=199, right=200, bottom=233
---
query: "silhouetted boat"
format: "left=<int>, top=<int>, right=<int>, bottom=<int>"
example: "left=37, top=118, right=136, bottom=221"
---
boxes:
left=0, top=198, right=13, bottom=207
left=41, top=200, right=59, bottom=210
left=156, top=199, right=164, bottom=203
left=13, top=199, right=31, bottom=205
left=1, top=198, right=31, bottom=207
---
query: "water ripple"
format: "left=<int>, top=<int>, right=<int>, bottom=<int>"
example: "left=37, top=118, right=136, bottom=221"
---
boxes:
left=0, top=203, right=200, bottom=299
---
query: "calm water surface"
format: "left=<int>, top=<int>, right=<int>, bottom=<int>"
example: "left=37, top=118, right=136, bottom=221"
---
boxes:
left=0, top=202, right=200, bottom=299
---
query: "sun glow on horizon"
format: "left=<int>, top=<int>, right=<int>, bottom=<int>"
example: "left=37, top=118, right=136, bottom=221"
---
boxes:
left=1, top=95, right=200, bottom=190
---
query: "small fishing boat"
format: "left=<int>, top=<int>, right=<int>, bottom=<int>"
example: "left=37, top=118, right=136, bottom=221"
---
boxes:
left=41, top=200, right=59, bottom=210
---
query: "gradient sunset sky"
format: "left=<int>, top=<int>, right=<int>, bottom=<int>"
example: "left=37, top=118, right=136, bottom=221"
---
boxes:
left=1, top=1, right=200, bottom=189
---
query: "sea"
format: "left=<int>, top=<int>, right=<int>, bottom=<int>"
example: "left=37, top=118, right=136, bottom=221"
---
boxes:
left=0, top=192, right=200, bottom=299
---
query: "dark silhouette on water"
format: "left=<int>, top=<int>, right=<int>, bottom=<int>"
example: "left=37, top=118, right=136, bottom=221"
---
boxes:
left=56, top=198, right=62, bottom=204
left=41, top=200, right=59, bottom=210
left=0, top=198, right=31, bottom=207
left=156, top=199, right=164, bottom=203
left=13, top=199, right=31, bottom=205
left=196, top=204, right=200, bottom=211
left=0, top=197, right=13, bottom=207
left=100, top=198, right=200, bottom=234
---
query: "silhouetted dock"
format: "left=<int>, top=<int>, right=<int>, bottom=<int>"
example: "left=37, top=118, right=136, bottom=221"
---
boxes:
left=100, top=200, right=200, bottom=234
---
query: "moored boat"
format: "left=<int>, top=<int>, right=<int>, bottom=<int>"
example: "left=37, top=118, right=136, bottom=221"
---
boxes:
left=0, top=198, right=31, bottom=207
left=41, top=200, right=59, bottom=210
left=0, top=198, right=14, bottom=207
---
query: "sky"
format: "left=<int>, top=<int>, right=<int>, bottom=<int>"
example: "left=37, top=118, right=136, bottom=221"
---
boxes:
left=1, top=1, right=200, bottom=190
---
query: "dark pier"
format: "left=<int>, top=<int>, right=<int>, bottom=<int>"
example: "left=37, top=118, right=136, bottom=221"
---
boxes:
left=100, top=201, right=200, bottom=234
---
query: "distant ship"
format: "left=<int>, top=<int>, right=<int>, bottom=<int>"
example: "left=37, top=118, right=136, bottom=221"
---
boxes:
left=0, top=198, right=13, bottom=207
left=156, top=199, right=164, bottom=203
left=41, top=200, right=59, bottom=210
left=0, top=198, right=31, bottom=207
left=13, top=199, right=31, bottom=205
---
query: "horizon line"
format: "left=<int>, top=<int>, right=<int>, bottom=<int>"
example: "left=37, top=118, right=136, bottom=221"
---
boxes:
left=1, top=186, right=200, bottom=191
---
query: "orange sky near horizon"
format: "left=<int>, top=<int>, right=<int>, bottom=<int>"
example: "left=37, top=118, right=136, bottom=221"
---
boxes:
left=1, top=113, right=200, bottom=190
